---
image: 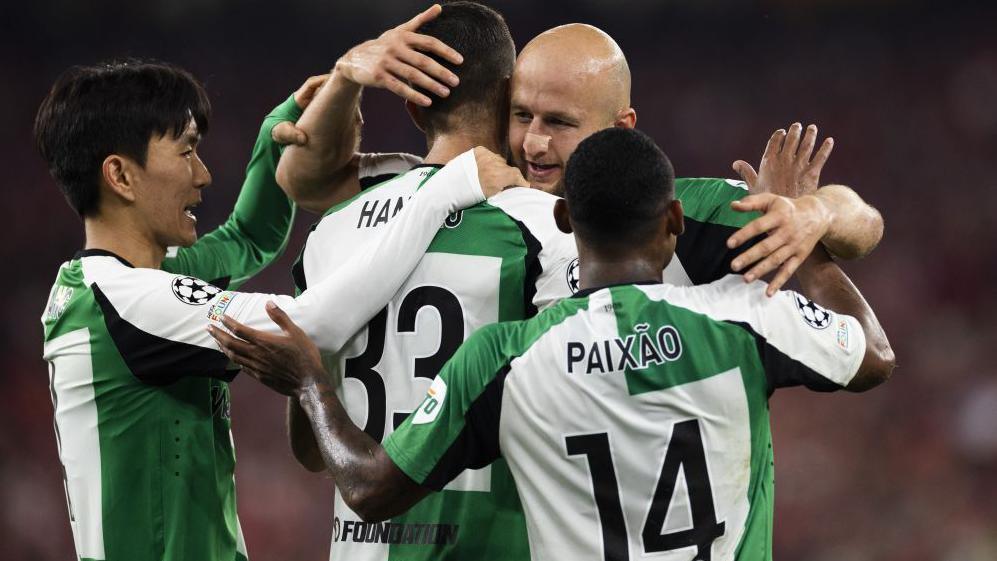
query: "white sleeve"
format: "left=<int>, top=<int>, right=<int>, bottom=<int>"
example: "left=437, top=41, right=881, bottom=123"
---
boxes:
left=224, top=149, right=484, bottom=352
left=487, top=188, right=578, bottom=312
left=656, top=276, right=867, bottom=391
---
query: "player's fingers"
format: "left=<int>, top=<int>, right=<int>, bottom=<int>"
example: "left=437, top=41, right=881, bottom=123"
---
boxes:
left=404, top=31, right=464, bottom=67
left=763, top=128, right=786, bottom=160
left=766, top=255, right=803, bottom=297
left=744, top=245, right=794, bottom=283
left=264, top=302, right=304, bottom=337
left=397, top=42, right=459, bottom=86
left=385, top=58, right=451, bottom=98
left=271, top=122, right=307, bottom=146
left=808, top=137, right=834, bottom=173
left=730, top=192, right=777, bottom=214
left=397, top=4, right=443, bottom=32
left=782, top=122, right=803, bottom=158
left=208, top=325, right=262, bottom=363
left=797, top=124, right=817, bottom=162
left=220, top=314, right=269, bottom=345
left=731, top=160, right=758, bottom=190
left=730, top=231, right=784, bottom=272
left=382, top=74, right=433, bottom=107
left=727, top=208, right=780, bottom=249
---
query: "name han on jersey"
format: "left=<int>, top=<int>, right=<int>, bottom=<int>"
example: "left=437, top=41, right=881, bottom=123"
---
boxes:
left=356, top=196, right=462, bottom=230
left=567, top=323, right=683, bottom=375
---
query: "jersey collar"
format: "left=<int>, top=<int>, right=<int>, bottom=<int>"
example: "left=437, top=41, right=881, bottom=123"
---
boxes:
left=571, top=280, right=661, bottom=299
left=74, top=248, right=135, bottom=268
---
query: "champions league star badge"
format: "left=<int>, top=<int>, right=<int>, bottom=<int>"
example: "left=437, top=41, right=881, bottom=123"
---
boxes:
left=793, top=293, right=832, bottom=329
left=566, top=258, right=580, bottom=294
left=172, top=276, right=221, bottom=306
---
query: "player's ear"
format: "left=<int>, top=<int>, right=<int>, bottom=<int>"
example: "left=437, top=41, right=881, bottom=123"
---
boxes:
left=666, top=199, right=684, bottom=236
left=101, top=153, right=138, bottom=204
left=554, top=198, right=573, bottom=234
left=405, top=100, right=427, bottom=133
left=613, top=107, right=636, bottom=130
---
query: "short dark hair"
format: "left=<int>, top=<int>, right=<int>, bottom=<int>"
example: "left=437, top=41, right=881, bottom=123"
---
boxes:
left=416, top=1, right=515, bottom=134
left=563, top=128, right=675, bottom=247
left=34, top=59, right=211, bottom=217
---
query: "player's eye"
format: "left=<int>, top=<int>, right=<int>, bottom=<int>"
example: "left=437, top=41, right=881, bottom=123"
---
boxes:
left=181, top=148, right=194, bottom=158
left=513, top=111, right=532, bottom=124
left=546, top=117, right=575, bottom=128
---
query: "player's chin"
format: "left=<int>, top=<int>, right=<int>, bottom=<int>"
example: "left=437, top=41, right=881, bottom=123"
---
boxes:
left=529, top=175, right=563, bottom=196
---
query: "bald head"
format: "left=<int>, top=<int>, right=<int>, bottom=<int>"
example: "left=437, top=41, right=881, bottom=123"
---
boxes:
left=519, top=24, right=631, bottom=113
left=508, top=24, right=637, bottom=194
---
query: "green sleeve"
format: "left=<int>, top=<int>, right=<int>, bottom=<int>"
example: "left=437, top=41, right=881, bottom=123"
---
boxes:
left=674, top=177, right=761, bottom=285
left=162, top=95, right=303, bottom=289
left=384, top=323, right=511, bottom=491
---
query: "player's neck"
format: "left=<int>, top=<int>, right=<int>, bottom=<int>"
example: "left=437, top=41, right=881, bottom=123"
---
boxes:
left=84, top=214, right=166, bottom=269
left=578, top=252, right=669, bottom=291
left=423, top=132, right=503, bottom=166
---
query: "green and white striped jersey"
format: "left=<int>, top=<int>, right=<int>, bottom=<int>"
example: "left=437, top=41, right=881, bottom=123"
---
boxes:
left=39, top=94, right=302, bottom=561
left=385, top=277, right=866, bottom=561
left=293, top=151, right=761, bottom=561
left=39, top=108, right=486, bottom=561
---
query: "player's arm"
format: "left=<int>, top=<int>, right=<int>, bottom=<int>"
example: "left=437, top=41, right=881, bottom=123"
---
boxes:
left=209, top=307, right=507, bottom=522
left=726, top=123, right=884, bottom=293
left=275, top=5, right=462, bottom=214
left=793, top=247, right=895, bottom=391
left=161, top=79, right=320, bottom=289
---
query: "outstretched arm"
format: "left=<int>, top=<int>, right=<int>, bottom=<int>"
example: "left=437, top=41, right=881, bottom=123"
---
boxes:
left=211, top=303, right=429, bottom=521
left=276, top=4, right=463, bottom=213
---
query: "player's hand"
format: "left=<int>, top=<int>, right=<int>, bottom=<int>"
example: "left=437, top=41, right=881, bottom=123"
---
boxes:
left=270, top=74, right=331, bottom=146
left=731, top=123, right=834, bottom=197
left=335, top=4, right=463, bottom=107
left=473, top=146, right=528, bottom=198
left=727, top=123, right=836, bottom=296
left=728, top=193, right=832, bottom=296
left=207, top=302, right=327, bottom=397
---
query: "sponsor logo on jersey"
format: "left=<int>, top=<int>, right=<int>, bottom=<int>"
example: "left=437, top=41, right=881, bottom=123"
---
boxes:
left=836, top=319, right=850, bottom=351
left=45, top=285, right=74, bottom=322
left=412, top=376, right=447, bottom=425
left=172, top=276, right=221, bottom=306
left=444, top=210, right=463, bottom=229
left=334, top=517, right=459, bottom=545
left=567, top=323, right=683, bottom=375
left=793, top=293, right=831, bottom=329
left=206, top=291, right=236, bottom=321
left=356, top=196, right=409, bottom=229
left=566, top=258, right=580, bottom=294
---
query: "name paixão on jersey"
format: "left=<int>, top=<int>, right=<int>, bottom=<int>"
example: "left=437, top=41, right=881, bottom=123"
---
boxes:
left=567, top=322, right=683, bottom=375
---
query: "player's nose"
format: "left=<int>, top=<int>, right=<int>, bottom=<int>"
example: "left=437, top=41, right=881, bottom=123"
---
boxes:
left=524, top=131, right=551, bottom=158
left=193, top=153, right=212, bottom=190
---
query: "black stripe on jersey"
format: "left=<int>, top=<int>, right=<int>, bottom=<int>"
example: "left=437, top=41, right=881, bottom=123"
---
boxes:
left=208, top=275, right=231, bottom=290
left=93, top=285, right=236, bottom=386
left=510, top=218, right=543, bottom=318
left=726, top=320, right=841, bottom=395
left=291, top=241, right=308, bottom=293
left=422, top=363, right=510, bottom=491
left=675, top=219, right=762, bottom=285
left=360, top=173, right=399, bottom=191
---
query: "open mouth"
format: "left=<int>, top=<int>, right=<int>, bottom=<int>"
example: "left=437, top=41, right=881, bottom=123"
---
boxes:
left=183, top=202, right=199, bottom=223
left=527, top=161, right=560, bottom=179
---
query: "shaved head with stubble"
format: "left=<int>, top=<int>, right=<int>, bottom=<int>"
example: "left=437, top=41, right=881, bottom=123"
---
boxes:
left=509, top=23, right=637, bottom=194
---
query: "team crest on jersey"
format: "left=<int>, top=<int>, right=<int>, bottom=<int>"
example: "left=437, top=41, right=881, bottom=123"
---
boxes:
left=566, top=258, right=580, bottom=294
left=45, top=285, right=74, bottom=321
left=444, top=210, right=463, bottom=229
left=793, top=293, right=831, bottom=329
left=412, top=377, right=447, bottom=425
left=172, top=276, right=221, bottom=306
